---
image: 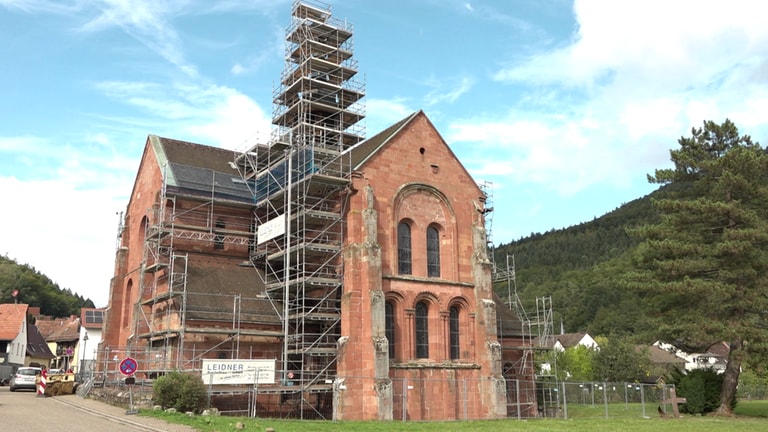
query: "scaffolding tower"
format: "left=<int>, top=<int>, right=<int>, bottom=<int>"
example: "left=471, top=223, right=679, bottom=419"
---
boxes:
left=235, top=0, right=365, bottom=418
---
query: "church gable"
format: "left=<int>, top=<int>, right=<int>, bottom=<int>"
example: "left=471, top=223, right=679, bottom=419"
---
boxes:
left=356, top=111, right=482, bottom=200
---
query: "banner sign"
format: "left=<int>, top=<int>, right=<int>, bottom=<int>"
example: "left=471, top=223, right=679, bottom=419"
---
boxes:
left=257, top=214, right=286, bottom=245
left=201, top=359, right=276, bottom=385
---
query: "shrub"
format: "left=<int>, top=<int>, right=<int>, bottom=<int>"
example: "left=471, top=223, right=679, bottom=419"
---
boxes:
left=668, top=368, right=733, bottom=415
left=153, top=371, right=207, bottom=413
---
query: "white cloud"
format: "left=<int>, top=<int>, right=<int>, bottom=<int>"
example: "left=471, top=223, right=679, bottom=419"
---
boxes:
left=424, top=76, right=474, bottom=106
left=0, top=155, right=130, bottom=307
left=465, top=0, right=768, bottom=199
left=231, top=63, right=245, bottom=75
left=365, top=98, right=415, bottom=135
left=95, top=80, right=271, bottom=148
left=188, top=90, right=271, bottom=150
left=0, top=135, right=47, bottom=152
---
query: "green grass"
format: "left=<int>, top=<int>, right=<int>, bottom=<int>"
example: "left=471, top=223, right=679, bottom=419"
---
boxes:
left=735, top=399, right=768, bottom=418
left=141, top=400, right=768, bottom=431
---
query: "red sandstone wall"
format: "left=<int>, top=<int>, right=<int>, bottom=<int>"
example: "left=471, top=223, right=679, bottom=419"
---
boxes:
left=340, top=113, right=498, bottom=420
left=101, top=138, right=164, bottom=351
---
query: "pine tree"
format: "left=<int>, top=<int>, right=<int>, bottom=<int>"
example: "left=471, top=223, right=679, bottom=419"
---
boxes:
left=632, top=119, right=768, bottom=415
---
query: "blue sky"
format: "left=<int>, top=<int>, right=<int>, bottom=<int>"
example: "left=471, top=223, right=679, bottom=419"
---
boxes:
left=2, top=0, right=767, bottom=307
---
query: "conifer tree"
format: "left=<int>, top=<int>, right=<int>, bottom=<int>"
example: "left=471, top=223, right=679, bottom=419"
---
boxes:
left=632, top=119, right=768, bottom=415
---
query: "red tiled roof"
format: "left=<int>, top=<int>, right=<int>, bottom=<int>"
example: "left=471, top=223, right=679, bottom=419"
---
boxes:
left=0, top=303, right=28, bottom=340
left=34, top=317, right=59, bottom=339
left=46, top=316, right=80, bottom=342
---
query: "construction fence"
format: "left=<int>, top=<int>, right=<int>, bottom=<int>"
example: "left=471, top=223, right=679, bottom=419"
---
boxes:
left=83, top=362, right=678, bottom=422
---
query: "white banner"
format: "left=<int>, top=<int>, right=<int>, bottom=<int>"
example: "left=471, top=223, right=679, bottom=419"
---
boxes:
left=257, top=214, right=286, bottom=245
left=201, top=359, right=276, bottom=385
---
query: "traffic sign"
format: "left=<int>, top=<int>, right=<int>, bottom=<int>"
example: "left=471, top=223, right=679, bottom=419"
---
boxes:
left=119, top=357, right=138, bottom=376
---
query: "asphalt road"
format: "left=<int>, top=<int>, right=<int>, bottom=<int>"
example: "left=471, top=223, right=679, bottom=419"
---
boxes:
left=0, top=386, right=196, bottom=432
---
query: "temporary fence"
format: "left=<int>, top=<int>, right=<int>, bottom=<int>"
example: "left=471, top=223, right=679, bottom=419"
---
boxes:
left=540, top=380, right=678, bottom=419
left=88, top=360, right=678, bottom=422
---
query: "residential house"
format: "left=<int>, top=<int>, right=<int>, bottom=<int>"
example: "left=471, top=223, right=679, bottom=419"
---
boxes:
left=553, top=333, right=599, bottom=352
left=26, top=323, right=56, bottom=367
left=653, top=341, right=729, bottom=374
left=78, top=308, right=104, bottom=376
left=641, top=344, right=686, bottom=383
left=0, top=304, right=29, bottom=369
left=38, top=315, right=81, bottom=371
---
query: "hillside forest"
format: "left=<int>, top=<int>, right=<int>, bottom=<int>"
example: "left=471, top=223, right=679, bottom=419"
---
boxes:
left=0, top=254, right=95, bottom=318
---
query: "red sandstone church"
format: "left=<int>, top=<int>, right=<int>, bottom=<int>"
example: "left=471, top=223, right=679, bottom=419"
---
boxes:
left=99, top=1, right=534, bottom=421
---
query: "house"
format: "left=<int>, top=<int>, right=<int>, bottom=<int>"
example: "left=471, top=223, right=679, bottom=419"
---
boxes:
left=26, top=323, right=56, bottom=367
left=653, top=341, right=728, bottom=374
left=99, top=0, right=532, bottom=422
left=552, top=333, right=599, bottom=352
left=0, top=304, right=29, bottom=370
left=640, top=344, right=686, bottom=382
left=78, top=308, right=105, bottom=377
left=45, top=315, right=81, bottom=372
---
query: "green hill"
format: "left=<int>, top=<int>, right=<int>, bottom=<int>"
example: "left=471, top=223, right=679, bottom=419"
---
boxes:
left=492, top=188, right=664, bottom=341
left=0, top=255, right=94, bottom=317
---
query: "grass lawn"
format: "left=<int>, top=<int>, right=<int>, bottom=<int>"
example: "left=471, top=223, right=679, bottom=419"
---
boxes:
left=735, top=399, right=768, bottom=418
left=142, top=400, right=768, bottom=431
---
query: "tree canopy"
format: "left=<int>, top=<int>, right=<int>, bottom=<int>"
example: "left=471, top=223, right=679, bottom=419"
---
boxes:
left=0, top=254, right=94, bottom=316
left=630, top=119, right=768, bottom=415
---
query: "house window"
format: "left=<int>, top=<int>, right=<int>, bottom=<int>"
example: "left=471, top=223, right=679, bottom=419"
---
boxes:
left=397, top=221, right=412, bottom=275
left=214, top=219, right=225, bottom=250
left=427, top=225, right=440, bottom=277
left=415, top=301, right=429, bottom=358
left=385, top=302, right=395, bottom=359
left=449, top=306, right=460, bottom=360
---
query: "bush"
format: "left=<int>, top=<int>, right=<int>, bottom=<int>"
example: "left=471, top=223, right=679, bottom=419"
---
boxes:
left=668, top=368, right=733, bottom=415
left=153, top=371, right=207, bottom=413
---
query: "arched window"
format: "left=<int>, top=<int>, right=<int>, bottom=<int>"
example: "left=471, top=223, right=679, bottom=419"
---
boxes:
left=426, top=225, right=440, bottom=277
left=122, top=279, right=133, bottom=330
left=415, top=301, right=429, bottom=358
left=449, top=306, right=460, bottom=360
left=385, top=302, right=395, bottom=359
left=397, top=221, right=412, bottom=275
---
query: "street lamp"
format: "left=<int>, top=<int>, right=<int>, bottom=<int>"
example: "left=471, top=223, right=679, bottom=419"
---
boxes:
left=80, top=332, right=89, bottom=379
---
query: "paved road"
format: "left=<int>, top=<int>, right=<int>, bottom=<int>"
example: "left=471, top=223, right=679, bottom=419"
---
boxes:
left=0, top=386, right=197, bottom=432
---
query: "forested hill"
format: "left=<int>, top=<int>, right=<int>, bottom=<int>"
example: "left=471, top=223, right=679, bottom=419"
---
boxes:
left=492, top=187, right=665, bottom=340
left=0, top=255, right=95, bottom=317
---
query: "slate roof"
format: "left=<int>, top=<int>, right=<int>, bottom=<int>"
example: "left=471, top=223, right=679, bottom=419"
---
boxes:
left=149, top=135, right=253, bottom=203
left=644, top=345, right=686, bottom=365
left=556, top=333, right=590, bottom=349
left=0, top=303, right=28, bottom=341
left=495, top=294, right=527, bottom=338
left=27, top=324, right=55, bottom=359
left=705, top=341, right=730, bottom=358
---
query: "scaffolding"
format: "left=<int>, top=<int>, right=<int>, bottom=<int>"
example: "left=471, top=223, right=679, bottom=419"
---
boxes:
left=133, top=164, right=259, bottom=372
left=234, top=0, right=365, bottom=419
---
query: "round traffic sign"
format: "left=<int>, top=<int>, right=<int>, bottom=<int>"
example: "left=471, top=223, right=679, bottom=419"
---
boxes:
left=119, top=357, right=138, bottom=376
